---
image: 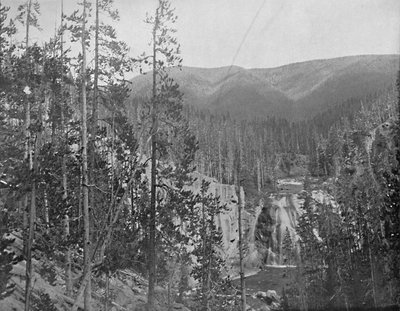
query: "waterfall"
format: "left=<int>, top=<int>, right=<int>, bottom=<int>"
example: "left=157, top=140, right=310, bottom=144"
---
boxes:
left=186, top=173, right=334, bottom=270
left=253, top=178, right=336, bottom=266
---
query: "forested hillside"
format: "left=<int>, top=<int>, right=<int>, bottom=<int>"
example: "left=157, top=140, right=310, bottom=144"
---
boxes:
left=1, top=0, right=400, bottom=311
left=129, top=63, right=398, bottom=200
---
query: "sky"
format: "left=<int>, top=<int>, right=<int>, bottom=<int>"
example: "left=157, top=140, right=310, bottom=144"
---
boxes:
left=3, top=0, right=400, bottom=70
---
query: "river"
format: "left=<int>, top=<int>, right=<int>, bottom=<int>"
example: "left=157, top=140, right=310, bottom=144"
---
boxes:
left=233, top=266, right=297, bottom=295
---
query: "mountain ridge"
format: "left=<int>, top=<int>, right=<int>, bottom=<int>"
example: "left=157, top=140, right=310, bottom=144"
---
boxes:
left=129, top=54, right=399, bottom=120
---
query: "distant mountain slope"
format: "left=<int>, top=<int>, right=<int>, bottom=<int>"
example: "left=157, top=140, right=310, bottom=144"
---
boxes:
left=129, top=54, right=399, bottom=120
left=250, top=54, right=399, bottom=119
left=130, top=65, right=294, bottom=119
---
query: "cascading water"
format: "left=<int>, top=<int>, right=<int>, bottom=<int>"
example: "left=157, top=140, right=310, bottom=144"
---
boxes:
left=252, top=178, right=337, bottom=267
left=254, top=179, right=303, bottom=266
left=187, top=173, right=335, bottom=270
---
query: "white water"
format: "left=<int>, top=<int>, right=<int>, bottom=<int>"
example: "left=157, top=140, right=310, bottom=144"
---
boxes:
left=187, top=173, right=334, bottom=269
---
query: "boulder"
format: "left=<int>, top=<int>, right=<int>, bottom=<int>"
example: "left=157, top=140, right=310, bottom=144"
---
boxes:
left=255, top=291, right=268, bottom=300
left=255, top=290, right=281, bottom=307
left=266, top=290, right=280, bottom=302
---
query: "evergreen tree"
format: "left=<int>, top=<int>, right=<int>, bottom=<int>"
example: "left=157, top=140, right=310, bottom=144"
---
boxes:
left=189, top=180, right=230, bottom=310
left=282, top=227, right=294, bottom=266
left=381, top=70, right=400, bottom=305
left=0, top=237, right=16, bottom=301
left=133, top=0, right=182, bottom=308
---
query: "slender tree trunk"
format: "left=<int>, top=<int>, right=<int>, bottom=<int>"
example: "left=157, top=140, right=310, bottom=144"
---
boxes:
left=25, top=89, right=43, bottom=311
left=147, top=8, right=159, bottom=310
left=64, top=213, right=72, bottom=294
left=257, top=158, right=261, bottom=192
left=236, top=151, right=246, bottom=311
left=78, top=164, right=82, bottom=229
left=111, top=111, right=115, bottom=196
left=23, top=2, right=33, bottom=309
left=59, top=0, right=72, bottom=296
left=0, top=0, right=2, bottom=59
left=218, top=133, right=222, bottom=182
left=23, top=101, right=31, bottom=255
left=201, top=197, right=209, bottom=310
left=92, top=0, right=99, bottom=135
left=24, top=170, right=35, bottom=311
left=205, top=215, right=214, bottom=311
left=89, top=0, right=99, bottom=247
left=41, top=96, right=50, bottom=234
left=44, top=189, right=49, bottom=232
left=81, top=2, right=91, bottom=309
left=24, top=0, right=31, bottom=58
left=23, top=0, right=33, bottom=259
left=105, top=272, right=109, bottom=311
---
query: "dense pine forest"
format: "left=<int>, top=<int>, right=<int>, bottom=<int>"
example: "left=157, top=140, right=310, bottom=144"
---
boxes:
left=1, top=1, right=400, bottom=311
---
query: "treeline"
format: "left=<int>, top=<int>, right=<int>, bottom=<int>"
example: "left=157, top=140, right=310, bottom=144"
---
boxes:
left=0, top=1, right=241, bottom=311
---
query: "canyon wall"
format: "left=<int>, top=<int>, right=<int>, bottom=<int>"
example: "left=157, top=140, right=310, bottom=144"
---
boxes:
left=189, top=173, right=336, bottom=270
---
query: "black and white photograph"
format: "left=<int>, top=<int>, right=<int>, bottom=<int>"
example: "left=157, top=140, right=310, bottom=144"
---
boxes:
left=0, top=0, right=399, bottom=310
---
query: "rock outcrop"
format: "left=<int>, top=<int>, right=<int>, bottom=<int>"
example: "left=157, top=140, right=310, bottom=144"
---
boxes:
left=190, top=172, right=336, bottom=269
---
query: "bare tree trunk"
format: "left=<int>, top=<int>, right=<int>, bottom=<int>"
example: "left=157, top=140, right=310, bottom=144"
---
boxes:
left=71, top=271, right=91, bottom=311
left=111, top=111, right=115, bottom=196
left=89, top=0, right=99, bottom=249
left=218, top=133, right=222, bottom=182
left=23, top=0, right=33, bottom=259
left=147, top=8, right=159, bottom=309
left=81, top=2, right=91, bottom=309
left=44, top=189, right=49, bottom=232
left=201, top=197, right=209, bottom=310
left=25, top=90, right=43, bottom=311
left=42, top=80, right=51, bottom=232
left=105, top=272, right=109, bottom=311
left=24, top=5, right=32, bottom=164
left=23, top=100, right=31, bottom=256
left=257, top=158, right=261, bottom=192
left=205, top=215, right=214, bottom=311
left=92, top=0, right=99, bottom=141
left=24, top=170, right=35, bottom=311
left=64, top=214, right=72, bottom=295
left=23, top=2, right=33, bottom=309
left=236, top=150, right=246, bottom=311
left=59, top=0, right=72, bottom=297
left=78, top=164, right=82, bottom=229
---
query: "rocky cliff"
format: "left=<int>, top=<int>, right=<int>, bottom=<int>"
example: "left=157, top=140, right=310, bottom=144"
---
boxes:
left=191, top=172, right=336, bottom=271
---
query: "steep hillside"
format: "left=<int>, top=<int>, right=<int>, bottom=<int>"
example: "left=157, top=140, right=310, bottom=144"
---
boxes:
left=0, top=232, right=190, bottom=311
left=130, top=54, right=398, bottom=120
left=130, top=65, right=293, bottom=119
left=207, top=70, right=293, bottom=119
